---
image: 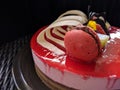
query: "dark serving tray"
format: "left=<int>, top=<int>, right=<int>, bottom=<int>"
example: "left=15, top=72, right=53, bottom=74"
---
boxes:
left=12, top=44, right=50, bottom=90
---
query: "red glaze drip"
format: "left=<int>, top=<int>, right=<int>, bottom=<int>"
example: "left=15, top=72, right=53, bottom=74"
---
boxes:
left=106, top=77, right=112, bottom=89
left=46, top=64, right=50, bottom=73
left=60, top=70, right=65, bottom=82
left=111, top=78, right=118, bottom=88
left=106, top=77, right=118, bottom=89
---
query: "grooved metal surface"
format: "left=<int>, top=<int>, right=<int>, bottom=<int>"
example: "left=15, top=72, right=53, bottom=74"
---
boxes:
left=0, top=35, right=31, bottom=90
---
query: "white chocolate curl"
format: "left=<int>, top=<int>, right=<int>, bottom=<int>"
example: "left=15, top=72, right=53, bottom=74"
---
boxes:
left=37, top=10, right=88, bottom=55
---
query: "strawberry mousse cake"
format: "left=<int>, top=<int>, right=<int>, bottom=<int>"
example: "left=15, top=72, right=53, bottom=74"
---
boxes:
left=30, top=10, right=120, bottom=90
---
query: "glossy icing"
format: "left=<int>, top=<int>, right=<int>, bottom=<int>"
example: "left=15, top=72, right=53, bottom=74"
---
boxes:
left=31, top=26, right=120, bottom=90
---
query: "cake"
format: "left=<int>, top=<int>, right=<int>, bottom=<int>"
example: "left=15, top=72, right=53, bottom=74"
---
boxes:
left=30, top=10, right=120, bottom=90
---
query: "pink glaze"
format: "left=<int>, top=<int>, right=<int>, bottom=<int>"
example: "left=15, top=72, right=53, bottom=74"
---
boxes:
left=31, top=26, right=120, bottom=90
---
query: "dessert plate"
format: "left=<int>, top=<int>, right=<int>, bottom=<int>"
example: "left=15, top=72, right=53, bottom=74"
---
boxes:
left=12, top=44, right=50, bottom=90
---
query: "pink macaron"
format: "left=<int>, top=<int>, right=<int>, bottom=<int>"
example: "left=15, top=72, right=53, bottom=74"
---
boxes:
left=64, top=26, right=101, bottom=62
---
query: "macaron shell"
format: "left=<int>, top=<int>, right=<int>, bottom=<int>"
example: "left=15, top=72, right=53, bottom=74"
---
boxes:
left=64, top=30, right=99, bottom=62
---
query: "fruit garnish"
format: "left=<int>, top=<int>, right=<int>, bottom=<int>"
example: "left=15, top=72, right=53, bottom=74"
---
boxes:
left=87, top=20, right=97, bottom=31
left=87, top=12, right=110, bottom=35
left=97, top=33, right=109, bottom=48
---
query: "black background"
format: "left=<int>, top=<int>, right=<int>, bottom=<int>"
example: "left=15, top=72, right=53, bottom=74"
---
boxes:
left=0, top=0, right=120, bottom=44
